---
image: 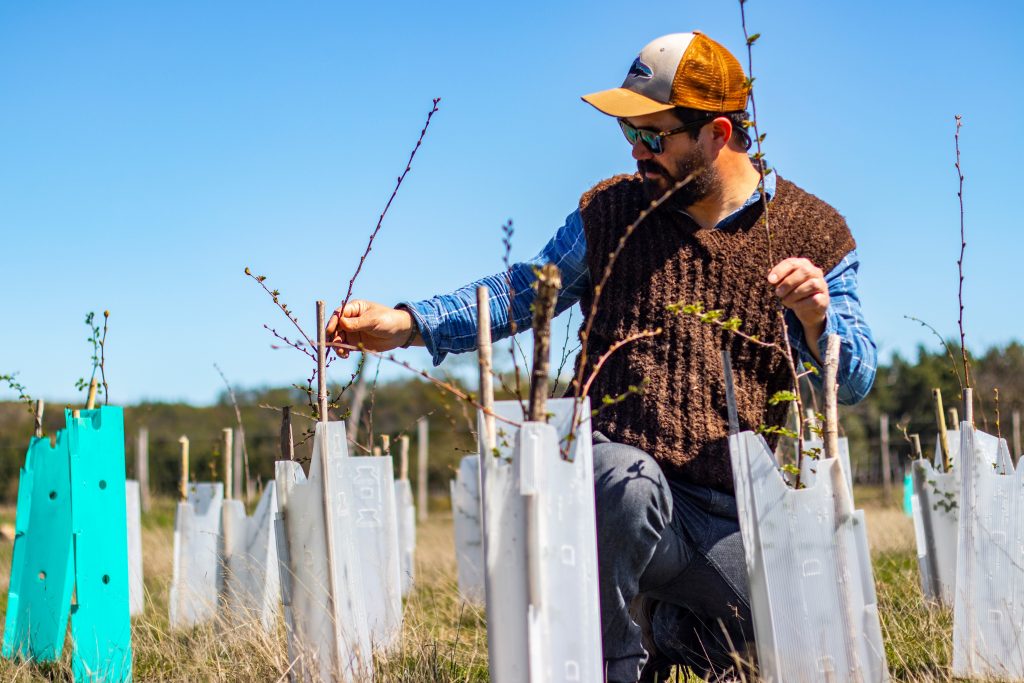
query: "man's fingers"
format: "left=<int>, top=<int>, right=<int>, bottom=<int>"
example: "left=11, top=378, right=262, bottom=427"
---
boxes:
left=325, top=310, right=341, bottom=337
left=782, top=279, right=827, bottom=308
left=767, top=258, right=800, bottom=285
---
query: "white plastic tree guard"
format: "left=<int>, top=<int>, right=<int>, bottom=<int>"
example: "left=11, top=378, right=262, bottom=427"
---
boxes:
left=125, top=479, right=144, bottom=616
left=450, top=454, right=484, bottom=604
left=798, top=437, right=853, bottom=493
left=953, top=425, right=1024, bottom=679
left=169, top=482, right=224, bottom=629
left=346, top=455, right=403, bottom=651
left=912, top=428, right=1005, bottom=606
left=730, top=431, right=889, bottom=682
left=275, top=421, right=372, bottom=682
left=394, top=478, right=416, bottom=597
left=222, top=482, right=281, bottom=632
left=479, top=397, right=602, bottom=683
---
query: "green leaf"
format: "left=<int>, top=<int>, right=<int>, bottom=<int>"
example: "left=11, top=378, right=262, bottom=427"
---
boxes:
left=768, top=390, right=798, bottom=405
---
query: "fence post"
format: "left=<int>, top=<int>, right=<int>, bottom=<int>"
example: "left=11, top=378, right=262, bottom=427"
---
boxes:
left=417, top=417, right=428, bottom=522
left=137, top=427, right=151, bottom=512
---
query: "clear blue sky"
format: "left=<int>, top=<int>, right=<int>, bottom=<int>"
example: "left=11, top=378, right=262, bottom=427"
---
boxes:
left=1, top=1, right=1020, bottom=405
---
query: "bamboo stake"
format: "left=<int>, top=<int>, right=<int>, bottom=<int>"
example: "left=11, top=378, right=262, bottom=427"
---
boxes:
left=963, top=388, right=974, bottom=428
left=722, top=349, right=740, bottom=436
left=398, top=435, right=409, bottom=480
left=910, top=434, right=923, bottom=460
left=934, top=389, right=951, bottom=472
left=222, top=428, right=233, bottom=500
left=381, top=434, right=390, bottom=455
left=372, top=446, right=382, bottom=456
left=948, top=407, right=960, bottom=430
left=232, top=428, right=244, bottom=501
left=280, top=406, right=295, bottom=461
left=178, top=436, right=190, bottom=501
left=822, top=333, right=861, bottom=674
left=33, top=400, right=44, bottom=438
left=137, top=427, right=151, bottom=512
left=417, top=417, right=428, bottom=522
left=823, top=335, right=842, bottom=464
left=528, top=263, right=561, bottom=422
left=1013, top=410, right=1021, bottom=463
left=317, top=301, right=329, bottom=422
left=86, top=378, right=98, bottom=410
left=880, top=414, right=892, bottom=502
left=315, top=299, right=344, bottom=674
left=477, top=286, right=496, bottom=453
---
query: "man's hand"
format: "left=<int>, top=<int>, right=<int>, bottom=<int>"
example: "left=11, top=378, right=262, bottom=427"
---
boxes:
left=767, top=258, right=828, bottom=362
left=325, top=300, right=418, bottom=358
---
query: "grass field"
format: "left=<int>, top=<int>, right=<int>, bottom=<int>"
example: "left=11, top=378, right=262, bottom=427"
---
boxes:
left=0, top=487, right=956, bottom=682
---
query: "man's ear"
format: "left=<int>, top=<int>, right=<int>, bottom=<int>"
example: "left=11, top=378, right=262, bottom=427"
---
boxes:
left=709, top=116, right=734, bottom=148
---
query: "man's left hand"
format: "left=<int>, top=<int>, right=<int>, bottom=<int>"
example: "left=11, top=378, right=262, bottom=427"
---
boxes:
left=767, top=258, right=828, bottom=359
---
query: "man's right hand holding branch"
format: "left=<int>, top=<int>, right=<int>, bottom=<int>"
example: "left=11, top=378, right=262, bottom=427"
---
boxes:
left=326, top=300, right=421, bottom=358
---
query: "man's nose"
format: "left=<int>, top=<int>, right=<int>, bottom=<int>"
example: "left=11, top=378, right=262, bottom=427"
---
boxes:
left=631, top=138, right=654, bottom=161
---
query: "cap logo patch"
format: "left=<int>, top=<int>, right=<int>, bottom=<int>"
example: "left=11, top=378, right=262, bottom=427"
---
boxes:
left=627, top=56, right=653, bottom=80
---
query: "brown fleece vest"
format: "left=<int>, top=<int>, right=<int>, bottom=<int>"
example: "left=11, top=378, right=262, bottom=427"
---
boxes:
left=575, top=174, right=855, bottom=492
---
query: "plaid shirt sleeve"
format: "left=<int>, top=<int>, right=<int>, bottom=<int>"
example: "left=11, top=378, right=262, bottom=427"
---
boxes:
left=784, top=249, right=877, bottom=405
left=400, top=209, right=589, bottom=366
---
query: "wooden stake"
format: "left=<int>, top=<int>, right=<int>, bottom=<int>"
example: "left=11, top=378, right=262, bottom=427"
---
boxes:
left=934, top=389, right=951, bottom=472
left=528, top=263, right=561, bottom=422
left=222, top=428, right=234, bottom=500
left=33, top=401, right=43, bottom=438
left=880, top=414, right=892, bottom=501
left=948, top=407, right=960, bottom=430
left=398, top=435, right=409, bottom=480
left=372, top=446, right=382, bottom=456
left=477, top=286, right=496, bottom=453
left=137, top=427, right=151, bottom=512
left=178, top=436, right=190, bottom=501
left=86, top=378, right=98, bottom=410
left=417, top=417, right=428, bottom=522
left=316, top=301, right=328, bottom=422
left=381, top=434, right=390, bottom=455
left=962, top=388, right=974, bottom=428
left=280, top=406, right=295, bottom=461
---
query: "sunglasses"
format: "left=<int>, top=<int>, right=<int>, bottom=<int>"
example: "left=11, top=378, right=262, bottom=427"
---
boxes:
left=618, top=117, right=715, bottom=154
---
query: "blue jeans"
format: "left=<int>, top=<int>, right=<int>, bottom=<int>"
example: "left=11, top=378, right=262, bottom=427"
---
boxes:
left=592, top=433, right=754, bottom=682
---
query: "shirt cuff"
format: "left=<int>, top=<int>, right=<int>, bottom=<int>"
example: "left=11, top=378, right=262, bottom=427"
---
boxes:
left=396, top=300, right=447, bottom=366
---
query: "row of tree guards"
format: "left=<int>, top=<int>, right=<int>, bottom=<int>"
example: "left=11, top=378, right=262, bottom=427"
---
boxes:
left=879, top=397, right=1023, bottom=499
left=129, top=412, right=433, bottom=523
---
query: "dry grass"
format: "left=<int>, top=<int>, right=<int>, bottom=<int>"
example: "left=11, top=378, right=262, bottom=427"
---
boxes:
left=0, top=489, right=966, bottom=681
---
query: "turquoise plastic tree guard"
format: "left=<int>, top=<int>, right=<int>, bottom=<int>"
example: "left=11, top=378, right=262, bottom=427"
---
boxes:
left=67, top=407, right=133, bottom=682
left=2, top=407, right=133, bottom=682
left=2, top=430, right=75, bottom=662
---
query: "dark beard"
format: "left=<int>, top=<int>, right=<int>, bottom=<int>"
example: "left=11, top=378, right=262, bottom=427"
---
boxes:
left=638, top=147, right=717, bottom=211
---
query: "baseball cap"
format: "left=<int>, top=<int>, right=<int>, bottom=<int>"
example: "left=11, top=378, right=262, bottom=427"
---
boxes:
left=582, top=32, right=749, bottom=118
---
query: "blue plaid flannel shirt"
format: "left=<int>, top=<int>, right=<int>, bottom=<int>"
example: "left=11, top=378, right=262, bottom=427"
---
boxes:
left=401, top=172, right=877, bottom=404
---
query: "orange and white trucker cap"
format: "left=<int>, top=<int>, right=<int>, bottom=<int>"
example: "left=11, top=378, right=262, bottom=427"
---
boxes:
left=582, top=32, right=749, bottom=118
